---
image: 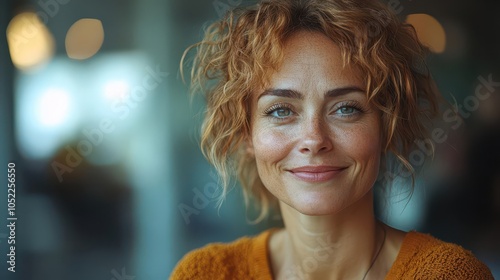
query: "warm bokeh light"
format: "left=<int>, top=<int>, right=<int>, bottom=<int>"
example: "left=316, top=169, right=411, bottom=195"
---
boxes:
left=6, top=11, right=55, bottom=71
left=406, top=13, right=447, bottom=53
left=37, top=88, right=71, bottom=127
left=65, top=18, right=105, bottom=60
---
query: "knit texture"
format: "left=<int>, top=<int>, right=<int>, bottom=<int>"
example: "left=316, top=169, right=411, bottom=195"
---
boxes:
left=170, top=229, right=494, bottom=279
left=385, top=231, right=494, bottom=280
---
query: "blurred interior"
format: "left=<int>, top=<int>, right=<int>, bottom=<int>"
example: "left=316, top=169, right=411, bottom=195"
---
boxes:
left=0, top=0, right=499, bottom=279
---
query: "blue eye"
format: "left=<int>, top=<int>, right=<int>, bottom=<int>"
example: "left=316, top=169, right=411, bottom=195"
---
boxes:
left=265, top=104, right=294, bottom=119
left=334, top=102, right=364, bottom=118
left=338, top=106, right=357, bottom=115
left=273, top=108, right=292, bottom=117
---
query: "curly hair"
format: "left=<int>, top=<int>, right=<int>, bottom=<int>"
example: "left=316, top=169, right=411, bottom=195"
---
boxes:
left=182, top=0, right=440, bottom=222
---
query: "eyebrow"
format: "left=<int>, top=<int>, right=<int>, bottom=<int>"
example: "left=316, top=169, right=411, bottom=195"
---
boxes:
left=258, top=86, right=365, bottom=100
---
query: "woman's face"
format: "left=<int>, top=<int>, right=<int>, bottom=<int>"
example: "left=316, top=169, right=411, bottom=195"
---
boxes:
left=249, top=31, right=382, bottom=215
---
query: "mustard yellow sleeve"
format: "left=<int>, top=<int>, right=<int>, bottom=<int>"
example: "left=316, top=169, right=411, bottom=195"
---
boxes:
left=413, top=243, right=494, bottom=279
left=169, top=234, right=260, bottom=280
left=386, top=232, right=494, bottom=279
left=170, top=244, right=228, bottom=280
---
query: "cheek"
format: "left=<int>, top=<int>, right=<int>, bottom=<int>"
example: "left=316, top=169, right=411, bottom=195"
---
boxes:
left=348, top=128, right=381, bottom=157
left=252, top=126, right=291, bottom=165
left=338, top=121, right=382, bottom=173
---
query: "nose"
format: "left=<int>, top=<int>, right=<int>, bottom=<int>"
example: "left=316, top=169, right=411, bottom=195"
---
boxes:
left=298, top=115, right=333, bottom=154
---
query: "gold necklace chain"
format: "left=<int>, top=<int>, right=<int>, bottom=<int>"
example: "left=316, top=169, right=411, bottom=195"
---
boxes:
left=361, top=225, right=387, bottom=280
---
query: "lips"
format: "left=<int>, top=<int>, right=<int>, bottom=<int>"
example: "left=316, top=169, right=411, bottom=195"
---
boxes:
left=288, top=166, right=347, bottom=183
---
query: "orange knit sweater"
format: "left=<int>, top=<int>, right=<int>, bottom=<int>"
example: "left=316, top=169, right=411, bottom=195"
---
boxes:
left=170, top=229, right=494, bottom=279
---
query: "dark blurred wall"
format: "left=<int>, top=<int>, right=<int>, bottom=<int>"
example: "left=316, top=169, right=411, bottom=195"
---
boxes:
left=0, top=1, right=16, bottom=279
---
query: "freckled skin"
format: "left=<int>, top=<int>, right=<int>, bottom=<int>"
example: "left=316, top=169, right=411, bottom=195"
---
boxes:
left=249, top=31, right=382, bottom=216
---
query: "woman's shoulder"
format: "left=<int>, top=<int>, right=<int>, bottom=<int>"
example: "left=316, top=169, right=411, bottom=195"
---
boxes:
left=387, top=231, right=494, bottom=279
left=170, top=229, right=275, bottom=280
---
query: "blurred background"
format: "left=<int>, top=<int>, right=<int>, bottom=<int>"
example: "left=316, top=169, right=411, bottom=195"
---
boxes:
left=0, top=0, right=499, bottom=279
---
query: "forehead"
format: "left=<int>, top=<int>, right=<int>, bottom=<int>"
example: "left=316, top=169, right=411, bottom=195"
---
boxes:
left=282, top=30, right=343, bottom=66
left=268, top=30, right=363, bottom=89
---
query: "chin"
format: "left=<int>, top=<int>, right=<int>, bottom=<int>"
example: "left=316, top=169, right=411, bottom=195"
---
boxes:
left=285, top=194, right=348, bottom=216
left=282, top=186, right=374, bottom=216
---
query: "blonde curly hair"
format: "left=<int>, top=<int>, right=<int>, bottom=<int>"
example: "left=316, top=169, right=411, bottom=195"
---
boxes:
left=182, top=0, right=440, bottom=222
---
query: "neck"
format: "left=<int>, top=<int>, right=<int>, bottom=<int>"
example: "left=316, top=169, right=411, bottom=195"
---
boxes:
left=273, top=190, right=383, bottom=280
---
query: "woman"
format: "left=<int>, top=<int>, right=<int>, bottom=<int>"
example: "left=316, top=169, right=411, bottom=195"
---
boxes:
left=172, top=0, right=494, bottom=279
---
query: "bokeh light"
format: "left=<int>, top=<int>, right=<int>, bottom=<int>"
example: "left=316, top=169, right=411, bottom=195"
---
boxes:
left=406, top=13, right=447, bottom=53
left=6, top=11, right=55, bottom=71
left=65, top=18, right=105, bottom=60
left=37, top=88, right=71, bottom=127
left=104, top=80, right=130, bottom=102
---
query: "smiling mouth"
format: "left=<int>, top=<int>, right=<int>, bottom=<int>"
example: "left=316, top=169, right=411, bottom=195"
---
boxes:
left=288, top=166, right=347, bottom=183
